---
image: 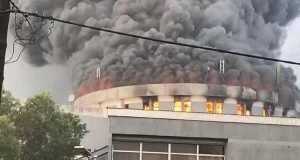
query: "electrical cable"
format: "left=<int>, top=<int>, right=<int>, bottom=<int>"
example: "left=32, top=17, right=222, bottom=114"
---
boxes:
left=2, top=9, right=300, bottom=66
left=3, top=2, right=54, bottom=64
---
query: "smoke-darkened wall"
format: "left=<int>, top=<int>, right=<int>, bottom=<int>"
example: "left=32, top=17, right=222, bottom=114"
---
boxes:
left=11, top=0, right=300, bottom=99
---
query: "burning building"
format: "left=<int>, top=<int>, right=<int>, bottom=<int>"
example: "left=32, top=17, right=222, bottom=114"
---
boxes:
left=12, top=0, right=300, bottom=159
left=71, top=83, right=300, bottom=160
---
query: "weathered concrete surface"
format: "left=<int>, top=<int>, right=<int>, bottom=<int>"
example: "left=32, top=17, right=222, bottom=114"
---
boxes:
left=74, top=84, right=279, bottom=107
left=108, top=110, right=300, bottom=160
left=109, top=116, right=300, bottom=142
left=79, top=115, right=108, bottom=151
left=226, top=139, right=300, bottom=160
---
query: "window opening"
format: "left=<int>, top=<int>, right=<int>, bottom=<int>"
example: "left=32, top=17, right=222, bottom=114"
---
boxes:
left=142, top=97, right=159, bottom=111
left=174, top=96, right=191, bottom=112
left=215, top=101, right=223, bottom=114
left=206, top=101, right=214, bottom=114
left=237, top=102, right=244, bottom=115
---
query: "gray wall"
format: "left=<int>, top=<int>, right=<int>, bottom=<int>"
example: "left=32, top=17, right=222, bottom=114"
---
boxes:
left=108, top=116, right=300, bottom=160
left=79, top=115, right=109, bottom=150
left=226, top=139, right=300, bottom=160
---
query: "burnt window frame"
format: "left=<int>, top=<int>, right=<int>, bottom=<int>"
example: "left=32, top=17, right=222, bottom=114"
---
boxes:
left=206, top=97, right=225, bottom=114
left=142, top=96, right=159, bottom=111
left=174, top=96, right=192, bottom=112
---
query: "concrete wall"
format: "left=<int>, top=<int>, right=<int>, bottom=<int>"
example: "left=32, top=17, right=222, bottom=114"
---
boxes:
left=74, top=84, right=279, bottom=106
left=109, top=116, right=300, bottom=142
left=79, top=115, right=109, bottom=151
left=158, top=96, right=174, bottom=110
left=124, top=97, right=143, bottom=109
left=108, top=113, right=300, bottom=160
left=226, top=139, right=300, bottom=160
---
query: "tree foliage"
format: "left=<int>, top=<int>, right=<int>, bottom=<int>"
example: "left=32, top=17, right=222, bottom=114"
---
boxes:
left=0, top=91, right=88, bottom=160
left=0, top=90, right=20, bottom=116
left=0, top=115, right=21, bottom=160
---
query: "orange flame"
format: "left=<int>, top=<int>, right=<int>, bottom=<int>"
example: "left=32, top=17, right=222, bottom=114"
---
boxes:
left=216, top=102, right=223, bottom=114
left=206, top=101, right=214, bottom=114
left=237, top=103, right=244, bottom=115
left=153, top=101, right=160, bottom=110
left=174, top=101, right=182, bottom=112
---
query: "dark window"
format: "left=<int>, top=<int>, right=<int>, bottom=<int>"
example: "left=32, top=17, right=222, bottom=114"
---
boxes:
left=142, top=153, right=168, bottom=160
left=171, top=144, right=197, bottom=154
left=171, top=155, right=197, bottom=160
left=125, top=104, right=129, bottom=109
left=113, top=152, right=139, bottom=160
left=142, top=142, right=168, bottom=152
left=199, top=157, right=224, bottom=160
left=198, top=145, right=224, bottom=155
left=113, top=141, right=140, bottom=151
left=97, top=153, right=108, bottom=160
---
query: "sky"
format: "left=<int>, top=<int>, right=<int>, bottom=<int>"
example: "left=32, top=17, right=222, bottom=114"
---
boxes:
left=3, top=17, right=300, bottom=104
left=4, top=33, right=72, bottom=104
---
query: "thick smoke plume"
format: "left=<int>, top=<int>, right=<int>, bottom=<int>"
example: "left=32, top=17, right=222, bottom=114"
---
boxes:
left=12, top=0, right=300, bottom=98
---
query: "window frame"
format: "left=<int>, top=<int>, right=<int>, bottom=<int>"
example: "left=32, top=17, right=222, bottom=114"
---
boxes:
left=112, top=141, right=225, bottom=160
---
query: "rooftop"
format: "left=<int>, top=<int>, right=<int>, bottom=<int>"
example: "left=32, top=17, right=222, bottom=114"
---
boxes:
left=108, top=108, right=300, bottom=126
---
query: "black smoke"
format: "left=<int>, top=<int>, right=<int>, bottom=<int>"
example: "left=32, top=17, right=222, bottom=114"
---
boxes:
left=11, top=0, right=300, bottom=97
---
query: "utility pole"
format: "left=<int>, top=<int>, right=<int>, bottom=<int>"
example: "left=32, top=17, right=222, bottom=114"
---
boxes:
left=0, top=0, right=10, bottom=104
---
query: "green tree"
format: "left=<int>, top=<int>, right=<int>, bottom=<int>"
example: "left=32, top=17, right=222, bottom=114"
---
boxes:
left=0, top=90, right=20, bottom=116
left=0, top=115, right=21, bottom=160
left=9, top=92, right=88, bottom=160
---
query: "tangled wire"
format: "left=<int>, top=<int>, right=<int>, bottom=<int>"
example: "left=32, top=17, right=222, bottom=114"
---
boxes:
left=5, top=5, right=54, bottom=64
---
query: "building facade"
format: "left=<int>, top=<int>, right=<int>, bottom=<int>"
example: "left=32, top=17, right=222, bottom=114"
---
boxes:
left=68, top=83, right=300, bottom=160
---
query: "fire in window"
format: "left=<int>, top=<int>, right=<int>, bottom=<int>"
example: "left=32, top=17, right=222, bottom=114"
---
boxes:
left=245, top=101, right=252, bottom=116
left=216, top=101, right=223, bottom=114
left=143, top=99, right=151, bottom=110
left=206, top=101, right=214, bottom=114
left=142, top=97, right=159, bottom=111
left=183, top=101, right=191, bottom=112
left=153, top=100, right=160, bottom=111
left=174, top=97, right=191, bottom=112
left=174, top=100, right=182, bottom=112
left=143, top=104, right=151, bottom=110
left=245, top=110, right=251, bottom=116
left=237, top=103, right=244, bottom=115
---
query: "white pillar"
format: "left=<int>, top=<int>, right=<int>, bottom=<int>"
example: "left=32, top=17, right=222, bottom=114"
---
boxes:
left=124, top=97, right=143, bottom=109
left=158, top=96, right=174, bottom=111
left=286, top=109, right=299, bottom=118
left=273, top=106, right=284, bottom=117
left=252, top=101, right=264, bottom=116
left=191, top=96, right=207, bottom=113
left=223, top=98, right=237, bottom=115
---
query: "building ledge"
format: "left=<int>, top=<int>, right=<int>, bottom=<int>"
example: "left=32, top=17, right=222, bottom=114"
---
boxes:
left=107, top=108, right=300, bottom=126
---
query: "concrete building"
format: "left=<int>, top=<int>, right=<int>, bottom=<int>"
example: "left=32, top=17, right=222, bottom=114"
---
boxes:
left=68, top=83, right=300, bottom=160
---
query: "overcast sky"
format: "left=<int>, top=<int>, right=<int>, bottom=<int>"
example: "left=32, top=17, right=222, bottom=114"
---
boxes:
left=3, top=17, right=300, bottom=104
left=4, top=34, right=72, bottom=104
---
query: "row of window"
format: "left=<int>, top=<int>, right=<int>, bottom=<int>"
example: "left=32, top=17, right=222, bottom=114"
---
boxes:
left=140, top=96, right=274, bottom=116
left=113, top=141, right=225, bottom=160
left=113, top=153, right=224, bottom=160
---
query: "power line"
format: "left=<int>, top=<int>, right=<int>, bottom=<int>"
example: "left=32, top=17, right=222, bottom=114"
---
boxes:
left=3, top=9, right=300, bottom=66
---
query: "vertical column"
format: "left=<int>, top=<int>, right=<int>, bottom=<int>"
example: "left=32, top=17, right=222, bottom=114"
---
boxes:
left=191, top=96, right=207, bottom=112
left=124, top=97, right=143, bottom=109
left=223, top=98, right=237, bottom=115
left=273, top=106, right=284, bottom=117
left=286, top=109, right=299, bottom=117
left=158, top=96, right=174, bottom=111
left=252, top=101, right=264, bottom=116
